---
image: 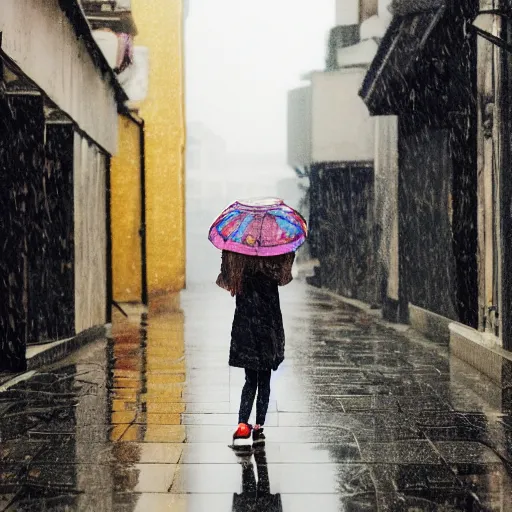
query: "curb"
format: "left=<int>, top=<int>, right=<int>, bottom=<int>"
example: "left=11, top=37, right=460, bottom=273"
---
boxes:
left=308, top=284, right=451, bottom=360
left=26, top=325, right=108, bottom=370
left=306, top=284, right=508, bottom=405
left=0, top=325, right=108, bottom=392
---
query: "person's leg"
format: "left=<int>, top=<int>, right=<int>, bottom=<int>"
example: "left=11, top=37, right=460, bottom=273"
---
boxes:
left=238, top=369, right=258, bottom=424
left=255, top=370, right=272, bottom=426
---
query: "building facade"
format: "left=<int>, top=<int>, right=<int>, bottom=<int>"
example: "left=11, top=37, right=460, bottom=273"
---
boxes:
left=288, top=0, right=392, bottom=303
left=0, top=0, right=122, bottom=371
left=0, top=0, right=186, bottom=371
left=360, top=0, right=512, bottom=385
left=131, top=0, right=186, bottom=297
left=88, top=0, right=187, bottom=303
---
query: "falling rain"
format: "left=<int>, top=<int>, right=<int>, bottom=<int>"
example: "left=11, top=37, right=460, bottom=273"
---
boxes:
left=1, top=0, right=512, bottom=510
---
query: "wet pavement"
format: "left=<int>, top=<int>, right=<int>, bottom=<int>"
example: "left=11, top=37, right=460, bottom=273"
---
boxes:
left=1, top=282, right=512, bottom=511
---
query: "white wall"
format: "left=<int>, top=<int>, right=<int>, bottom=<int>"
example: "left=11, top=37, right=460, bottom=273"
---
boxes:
left=336, top=0, right=359, bottom=25
left=74, top=134, right=108, bottom=333
left=379, top=0, right=393, bottom=20
left=0, top=0, right=118, bottom=154
left=287, top=86, right=312, bottom=168
left=311, top=70, right=375, bottom=163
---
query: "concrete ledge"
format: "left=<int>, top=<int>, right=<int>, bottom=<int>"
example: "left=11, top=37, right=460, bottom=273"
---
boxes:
left=330, top=293, right=379, bottom=315
left=26, top=325, right=107, bottom=370
left=449, top=322, right=512, bottom=389
left=307, top=284, right=511, bottom=409
left=409, top=304, right=452, bottom=344
left=448, top=352, right=505, bottom=413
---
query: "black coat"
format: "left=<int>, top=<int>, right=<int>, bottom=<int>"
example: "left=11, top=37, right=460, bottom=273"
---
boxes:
left=229, top=269, right=285, bottom=372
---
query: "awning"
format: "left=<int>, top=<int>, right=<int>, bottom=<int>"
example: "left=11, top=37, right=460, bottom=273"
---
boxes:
left=359, top=0, right=446, bottom=115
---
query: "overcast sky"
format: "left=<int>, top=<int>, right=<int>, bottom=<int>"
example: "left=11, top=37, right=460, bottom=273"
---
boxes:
left=184, top=0, right=334, bottom=156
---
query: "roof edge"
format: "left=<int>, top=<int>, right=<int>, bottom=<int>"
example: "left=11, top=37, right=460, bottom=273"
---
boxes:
left=58, top=0, right=128, bottom=105
left=391, top=0, right=445, bottom=17
left=358, top=16, right=402, bottom=107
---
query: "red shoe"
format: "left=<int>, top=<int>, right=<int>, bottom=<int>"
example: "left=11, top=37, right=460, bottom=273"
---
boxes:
left=233, top=423, right=252, bottom=440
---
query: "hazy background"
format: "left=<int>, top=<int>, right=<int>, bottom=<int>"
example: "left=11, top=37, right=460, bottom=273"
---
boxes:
left=185, top=0, right=333, bottom=284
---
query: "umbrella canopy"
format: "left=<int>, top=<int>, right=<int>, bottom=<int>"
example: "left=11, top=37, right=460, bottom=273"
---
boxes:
left=208, top=198, right=307, bottom=256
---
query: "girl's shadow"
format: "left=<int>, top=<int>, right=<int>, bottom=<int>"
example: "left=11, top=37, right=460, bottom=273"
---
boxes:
left=232, top=447, right=283, bottom=511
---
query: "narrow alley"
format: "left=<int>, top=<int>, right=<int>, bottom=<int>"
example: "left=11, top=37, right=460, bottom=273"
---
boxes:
left=1, top=281, right=511, bottom=511
left=4, top=0, right=512, bottom=511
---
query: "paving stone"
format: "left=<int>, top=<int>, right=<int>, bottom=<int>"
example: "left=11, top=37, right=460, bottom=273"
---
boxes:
left=0, top=283, right=511, bottom=510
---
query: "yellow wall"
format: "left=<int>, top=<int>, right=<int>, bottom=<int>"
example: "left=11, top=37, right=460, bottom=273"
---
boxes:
left=111, top=115, right=143, bottom=302
left=131, top=0, right=186, bottom=294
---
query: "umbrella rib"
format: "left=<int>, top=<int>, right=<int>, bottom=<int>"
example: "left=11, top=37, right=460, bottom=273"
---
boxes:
left=231, top=214, right=253, bottom=242
left=258, top=214, right=265, bottom=253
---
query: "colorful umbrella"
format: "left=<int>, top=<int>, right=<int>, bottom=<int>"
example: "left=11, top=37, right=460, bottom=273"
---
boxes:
left=208, top=197, right=307, bottom=256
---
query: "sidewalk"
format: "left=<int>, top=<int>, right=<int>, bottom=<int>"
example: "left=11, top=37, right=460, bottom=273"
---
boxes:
left=0, top=281, right=511, bottom=511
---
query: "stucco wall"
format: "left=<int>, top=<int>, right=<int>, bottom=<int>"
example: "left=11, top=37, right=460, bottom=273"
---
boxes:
left=111, top=115, right=143, bottom=303
left=131, top=0, right=186, bottom=294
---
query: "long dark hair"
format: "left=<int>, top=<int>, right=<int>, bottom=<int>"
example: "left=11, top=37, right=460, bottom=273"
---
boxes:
left=219, top=250, right=295, bottom=296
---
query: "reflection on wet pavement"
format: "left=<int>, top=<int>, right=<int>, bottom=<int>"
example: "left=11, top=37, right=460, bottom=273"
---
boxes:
left=1, top=283, right=512, bottom=510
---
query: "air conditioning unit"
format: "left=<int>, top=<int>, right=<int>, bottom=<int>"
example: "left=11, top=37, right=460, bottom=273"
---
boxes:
left=92, top=30, right=118, bottom=69
left=118, top=46, right=149, bottom=102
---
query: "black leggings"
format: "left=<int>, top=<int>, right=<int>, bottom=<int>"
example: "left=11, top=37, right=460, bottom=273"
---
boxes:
left=238, top=369, right=271, bottom=426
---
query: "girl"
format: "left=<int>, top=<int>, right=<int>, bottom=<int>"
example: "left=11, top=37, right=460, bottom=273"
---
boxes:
left=217, top=249, right=295, bottom=444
